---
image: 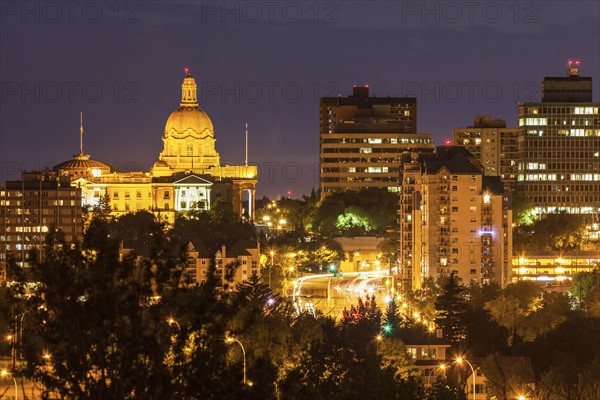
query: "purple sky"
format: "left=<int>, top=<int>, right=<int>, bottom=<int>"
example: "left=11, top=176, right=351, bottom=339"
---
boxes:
left=1, top=1, right=599, bottom=198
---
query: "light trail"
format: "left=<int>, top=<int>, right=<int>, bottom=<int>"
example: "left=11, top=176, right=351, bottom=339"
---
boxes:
left=292, top=270, right=389, bottom=301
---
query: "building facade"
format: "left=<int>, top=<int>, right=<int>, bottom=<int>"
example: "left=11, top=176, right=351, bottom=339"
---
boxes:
left=52, top=71, right=258, bottom=220
left=1, top=171, right=83, bottom=273
left=400, top=147, right=512, bottom=290
left=517, top=62, right=600, bottom=215
left=178, top=238, right=261, bottom=290
left=452, top=115, right=519, bottom=188
left=1, top=70, right=259, bottom=279
left=320, top=86, right=434, bottom=194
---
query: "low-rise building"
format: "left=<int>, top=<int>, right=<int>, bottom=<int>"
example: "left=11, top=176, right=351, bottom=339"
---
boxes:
left=121, top=237, right=261, bottom=290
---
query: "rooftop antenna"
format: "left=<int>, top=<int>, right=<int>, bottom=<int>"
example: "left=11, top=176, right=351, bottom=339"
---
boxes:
left=79, top=112, right=84, bottom=154
left=567, top=59, right=581, bottom=77
left=245, top=123, right=248, bottom=167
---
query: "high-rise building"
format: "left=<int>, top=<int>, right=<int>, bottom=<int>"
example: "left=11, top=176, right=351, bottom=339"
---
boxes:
left=517, top=61, right=600, bottom=215
left=1, top=171, right=83, bottom=274
left=320, top=86, right=435, bottom=194
left=399, top=147, right=512, bottom=290
left=452, top=116, right=519, bottom=188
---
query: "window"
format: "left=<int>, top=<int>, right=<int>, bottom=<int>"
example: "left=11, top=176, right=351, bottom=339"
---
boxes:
left=451, top=186, right=458, bottom=191
left=407, top=348, right=417, bottom=359
left=136, top=191, right=142, bottom=198
left=124, top=191, right=130, bottom=199
left=421, top=348, right=437, bottom=358
left=113, top=191, right=119, bottom=199
left=164, top=191, right=170, bottom=199
left=451, top=206, right=459, bottom=212
left=470, top=269, right=476, bottom=274
left=187, top=144, right=193, bottom=156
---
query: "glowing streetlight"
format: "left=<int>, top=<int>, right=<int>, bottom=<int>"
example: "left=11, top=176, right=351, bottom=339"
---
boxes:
left=167, top=317, right=181, bottom=331
left=0, top=369, right=17, bottom=400
left=517, top=396, right=526, bottom=400
left=427, top=363, right=447, bottom=386
left=226, top=336, right=249, bottom=385
left=456, top=357, right=476, bottom=400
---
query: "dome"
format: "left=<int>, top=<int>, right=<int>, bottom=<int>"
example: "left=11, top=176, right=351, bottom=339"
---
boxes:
left=153, top=160, right=169, bottom=168
left=54, top=154, right=110, bottom=171
left=164, top=72, right=214, bottom=138
left=165, top=105, right=214, bottom=137
left=54, top=153, right=111, bottom=178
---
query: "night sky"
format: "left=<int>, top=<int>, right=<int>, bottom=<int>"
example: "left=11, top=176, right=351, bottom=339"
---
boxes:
left=1, top=1, right=598, bottom=198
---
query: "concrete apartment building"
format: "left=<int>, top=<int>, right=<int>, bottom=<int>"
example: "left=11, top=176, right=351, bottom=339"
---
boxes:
left=320, top=86, right=435, bottom=194
left=1, top=171, right=83, bottom=275
left=452, top=115, right=519, bottom=188
left=517, top=62, right=600, bottom=215
left=399, top=147, right=512, bottom=290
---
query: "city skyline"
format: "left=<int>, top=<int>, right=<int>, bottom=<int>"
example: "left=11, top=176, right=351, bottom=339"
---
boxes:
left=1, top=1, right=599, bottom=197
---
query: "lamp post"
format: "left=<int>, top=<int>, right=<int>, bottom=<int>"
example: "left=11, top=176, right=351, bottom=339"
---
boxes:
left=269, top=250, right=275, bottom=289
left=426, top=363, right=446, bottom=386
left=1, top=369, right=18, bottom=400
left=167, top=317, right=181, bottom=331
left=17, top=312, right=27, bottom=361
left=226, top=337, right=248, bottom=385
left=456, top=357, right=476, bottom=400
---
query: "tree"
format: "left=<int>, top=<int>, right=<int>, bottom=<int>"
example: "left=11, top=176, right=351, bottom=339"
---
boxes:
left=19, top=225, right=176, bottom=399
left=512, top=194, right=537, bottom=227
left=570, top=269, right=600, bottom=309
left=434, top=274, right=467, bottom=344
left=383, top=297, right=404, bottom=337
left=425, top=379, right=467, bottom=400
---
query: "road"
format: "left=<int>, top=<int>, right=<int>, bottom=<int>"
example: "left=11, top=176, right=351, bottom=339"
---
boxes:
left=287, top=270, right=395, bottom=318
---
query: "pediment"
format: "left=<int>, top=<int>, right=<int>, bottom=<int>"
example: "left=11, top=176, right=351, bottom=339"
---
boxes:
left=173, top=174, right=213, bottom=186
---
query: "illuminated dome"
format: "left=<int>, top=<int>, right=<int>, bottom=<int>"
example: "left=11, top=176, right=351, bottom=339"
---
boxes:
left=164, top=73, right=214, bottom=138
left=153, top=160, right=168, bottom=168
left=54, top=153, right=111, bottom=178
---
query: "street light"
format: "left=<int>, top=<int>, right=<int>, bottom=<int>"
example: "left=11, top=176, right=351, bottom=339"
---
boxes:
left=269, top=250, right=275, bottom=288
left=226, top=336, right=249, bottom=385
left=375, top=334, right=383, bottom=353
left=167, top=317, right=181, bottom=331
left=427, top=363, right=446, bottom=386
left=456, top=357, right=476, bottom=400
left=1, top=369, right=18, bottom=400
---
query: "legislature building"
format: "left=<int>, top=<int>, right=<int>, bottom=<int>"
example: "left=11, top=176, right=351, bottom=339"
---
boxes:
left=1, top=71, right=258, bottom=271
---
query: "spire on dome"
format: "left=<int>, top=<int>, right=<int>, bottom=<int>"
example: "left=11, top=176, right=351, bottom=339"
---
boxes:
left=181, top=68, right=198, bottom=105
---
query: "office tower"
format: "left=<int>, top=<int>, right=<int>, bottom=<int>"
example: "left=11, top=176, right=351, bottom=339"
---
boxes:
left=452, top=115, right=519, bottom=188
left=517, top=61, right=600, bottom=215
left=320, top=86, right=435, bottom=195
left=1, top=171, right=82, bottom=275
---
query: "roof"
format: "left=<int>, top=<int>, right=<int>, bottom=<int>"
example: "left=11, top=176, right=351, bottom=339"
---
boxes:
left=399, top=326, right=451, bottom=346
left=425, top=147, right=482, bottom=174
left=482, top=176, right=504, bottom=195
left=173, top=174, right=213, bottom=186
left=54, top=153, right=111, bottom=171
left=174, top=236, right=257, bottom=258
